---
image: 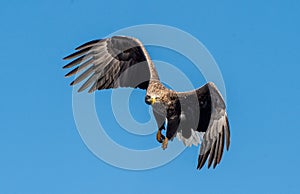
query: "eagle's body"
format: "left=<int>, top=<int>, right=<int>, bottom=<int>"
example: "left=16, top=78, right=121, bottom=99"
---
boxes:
left=63, top=36, right=230, bottom=169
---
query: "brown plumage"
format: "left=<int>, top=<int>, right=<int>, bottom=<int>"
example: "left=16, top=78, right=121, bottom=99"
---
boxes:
left=63, top=36, right=230, bottom=170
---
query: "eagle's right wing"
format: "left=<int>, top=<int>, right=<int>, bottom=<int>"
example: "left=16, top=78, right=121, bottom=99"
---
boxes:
left=196, top=82, right=230, bottom=169
left=176, top=82, right=230, bottom=169
left=63, top=36, right=159, bottom=93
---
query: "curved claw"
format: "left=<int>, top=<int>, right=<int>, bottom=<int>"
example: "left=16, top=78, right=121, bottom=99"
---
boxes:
left=162, top=138, right=168, bottom=150
left=156, top=129, right=166, bottom=143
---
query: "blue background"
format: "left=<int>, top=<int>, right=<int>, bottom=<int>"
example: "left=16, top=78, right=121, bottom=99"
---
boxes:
left=1, top=0, right=299, bottom=193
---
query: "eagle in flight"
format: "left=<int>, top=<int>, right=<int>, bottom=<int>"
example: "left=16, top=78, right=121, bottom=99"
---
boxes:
left=63, top=36, right=230, bottom=169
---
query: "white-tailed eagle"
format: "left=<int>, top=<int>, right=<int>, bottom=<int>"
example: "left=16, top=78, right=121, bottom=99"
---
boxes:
left=63, top=36, right=230, bottom=169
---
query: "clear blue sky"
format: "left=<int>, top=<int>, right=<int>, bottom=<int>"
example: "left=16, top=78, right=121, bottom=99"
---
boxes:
left=1, top=0, right=300, bottom=193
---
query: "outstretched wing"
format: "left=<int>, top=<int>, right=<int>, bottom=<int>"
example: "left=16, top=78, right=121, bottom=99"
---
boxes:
left=63, top=36, right=159, bottom=93
left=175, top=82, right=230, bottom=169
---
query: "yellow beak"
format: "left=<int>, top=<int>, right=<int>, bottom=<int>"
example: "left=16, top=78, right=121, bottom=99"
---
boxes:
left=151, top=97, right=156, bottom=105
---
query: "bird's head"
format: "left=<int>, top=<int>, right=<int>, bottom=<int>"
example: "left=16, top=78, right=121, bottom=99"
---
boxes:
left=145, top=94, right=160, bottom=105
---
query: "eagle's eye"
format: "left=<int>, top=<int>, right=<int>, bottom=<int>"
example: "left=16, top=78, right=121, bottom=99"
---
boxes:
left=145, top=95, right=152, bottom=105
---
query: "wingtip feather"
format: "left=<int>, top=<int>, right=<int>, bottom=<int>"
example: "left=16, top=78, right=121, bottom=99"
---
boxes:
left=64, top=66, right=79, bottom=77
left=70, top=81, right=75, bottom=86
left=207, top=141, right=216, bottom=169
left=63, top=47, right=91, bottom=60
left=75, top=39, right=103, bottom=50
left=197, top=151, right=209, bottom=170
left=225, top=116, right=231, bottom=151
left=217, top=127, right=225, bottom=164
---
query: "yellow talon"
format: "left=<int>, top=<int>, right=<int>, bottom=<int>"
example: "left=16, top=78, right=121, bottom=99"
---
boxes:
left=156, top=128, right=165, bottom=143
left=162, top=138, right=168, bottom=150
left=156, top=130, right=162, bottom=143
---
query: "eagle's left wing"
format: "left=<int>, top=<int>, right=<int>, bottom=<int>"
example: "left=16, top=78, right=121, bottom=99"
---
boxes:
left=63, top=36, right=159, bottom=93
left=176, top=82, right=230, bottom=169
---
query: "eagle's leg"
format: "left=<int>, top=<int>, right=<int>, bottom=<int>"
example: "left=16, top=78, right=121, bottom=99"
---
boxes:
left=153, top=110, right=166, bottom=143
left=162, top=137, right=168, bottom=150
left=156, top=125, right=165, bottom=143
left=162, top=115, right=180, bottom=150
